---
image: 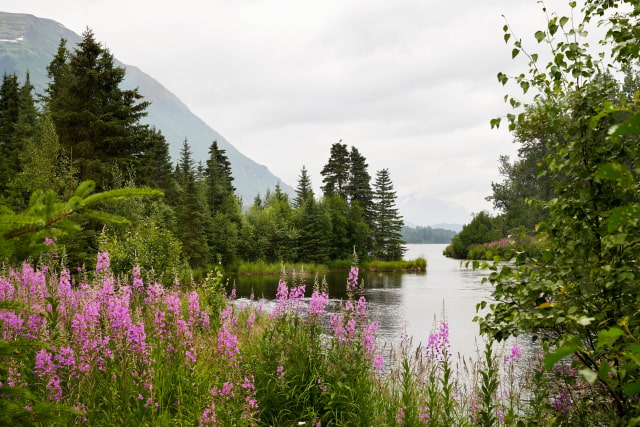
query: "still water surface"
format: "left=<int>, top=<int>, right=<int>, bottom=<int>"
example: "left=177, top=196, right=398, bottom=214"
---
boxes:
left=232, top=244, right=498, bottom=361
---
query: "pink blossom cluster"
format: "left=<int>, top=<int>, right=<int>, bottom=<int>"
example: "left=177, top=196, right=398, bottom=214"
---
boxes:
left=425, top=321, right=450, bottom=361
left=0, top=252, right=212, bottom=415
left=271, top=280, right=306, bottom=318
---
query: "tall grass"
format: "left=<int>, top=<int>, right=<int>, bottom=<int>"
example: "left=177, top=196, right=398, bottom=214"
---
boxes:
left=236, top=260, right=328, bottom=276
left=0, top=251, right=621, bottom=425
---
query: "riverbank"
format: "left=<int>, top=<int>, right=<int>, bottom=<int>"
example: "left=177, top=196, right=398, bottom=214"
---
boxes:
left=236, top=257, right=426, bottom=275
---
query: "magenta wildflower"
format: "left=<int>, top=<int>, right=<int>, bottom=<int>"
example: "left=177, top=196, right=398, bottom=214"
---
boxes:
left=132, top=265, right=144, bottom=291
left=347, top=266, right=359, bottom=294
left=396, top=406, right=405, bottom=424
left=307, top=290, right=329, bottom=321
left=504, top=344, right=521, bottom=363
left=419, top=406, right=431, bottom=424
left=425, top=321, right=450, bottom=360
left=200, top=403, right=217, bottom=426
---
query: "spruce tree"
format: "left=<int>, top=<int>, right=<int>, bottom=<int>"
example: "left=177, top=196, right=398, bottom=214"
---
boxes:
left=346, top=146, right=374, bottom=253
left=45, top=30, right=151, bottom=189
left=0, top=73, right=21, bottom=195
left=296, top=198, right=330, bottom=263
left=174, top=140, right=210, bottom=268
left=12, top=73, right=38, bottom=154
left=205, top=140, right=237, bottom=215
left=372, top=168, right=406, bottom=260
left=137, top=127, right=176, bottom=196
left=320, top=142, right=350, bottom=200
left=346, top=146, right=373, bottom=211
left=293, top=165, right=314, bottom=209
left=204, top=140, right=242, bottom=265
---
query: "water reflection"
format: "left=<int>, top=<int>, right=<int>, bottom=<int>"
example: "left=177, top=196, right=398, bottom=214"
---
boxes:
left=231, top=244, right=508, bottom=361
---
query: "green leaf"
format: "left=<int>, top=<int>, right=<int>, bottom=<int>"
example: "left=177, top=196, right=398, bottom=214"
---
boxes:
left=512, top=48, right=520, bottom=58
left=576, top=316, right=595, bottom=326
left=609, top=111, right=640, bottom=136
left=579, top=367, right=598, bottom=384
left=504, top=33, right=511, bottom=44
left=596, top=327, right=624, bottom=350
left=497, top=72, right=509, bottom=85
left=624, top=380, right=640, bottom=397
left=548, top=17, right=559, bottom=36
left=544, top=336, right=581, bottom=369
left=535, top=30, right=546, bottom=42
left=606, top=204, right=640, bottom=232
left=559, top=16, right=569, bottom=28
left=594, top=162, right=632, bottom=184
left=490, top=118, right=502, bottom=129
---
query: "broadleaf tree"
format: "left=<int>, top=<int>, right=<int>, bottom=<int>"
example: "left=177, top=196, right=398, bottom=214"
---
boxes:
left=477, top=1, right=640, bottom=421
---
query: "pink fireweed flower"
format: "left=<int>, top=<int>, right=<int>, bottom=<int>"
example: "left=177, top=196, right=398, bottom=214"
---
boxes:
left=504, top=344, right=521, bottom=363
left=144, top=282, right=165, bottom=305
left=330, top=312, right=347, bottom=344
left=132, top=265, right=144, bottom=291
left=373, top=353, right=385, bottom=375
left=165, top=290, right=182, bottom=314
left=425, top=321, right=450, bottom=360
left=246, top=312, right=256, bottom=328
left=200, top=403, right=217, bottom=426
left=307, top=290, right=329, bottom=321
left=0, top=276, right=14, bottom=300
left=419, top=406, right=431, bottom=424
left=347, top=266, right=359, bottom=294
left=272, top=280, right=306, bottom=318
left=276, top=365, right=285, bottom=387
left=363, top=321, right=379, bottom=355
left=396, top=407, right=405, bottom=424
left=217, top=323, right=241, bottom=365
left=95, top=252, right=111, bottom=275
left=241, top=375, right=259, bottom=418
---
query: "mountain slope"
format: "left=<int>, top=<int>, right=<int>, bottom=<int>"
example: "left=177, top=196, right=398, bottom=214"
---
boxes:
left=0, top=11, right=292, bottom=202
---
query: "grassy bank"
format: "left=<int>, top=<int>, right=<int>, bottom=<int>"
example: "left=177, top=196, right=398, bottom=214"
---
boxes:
left=237, top=257, right=427, bottom=276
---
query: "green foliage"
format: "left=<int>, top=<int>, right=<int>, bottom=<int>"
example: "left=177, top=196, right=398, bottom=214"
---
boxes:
left=0, top=180, right=162, bottom=262
left=444, top=211, right=502, bottom=259
left=479, top=1, right=640, bottom=422
left=9, top=111, right=77, bottom=207
left=99, top=218, right=185, bottom=285
left=466, top=236, right=541, bottom=261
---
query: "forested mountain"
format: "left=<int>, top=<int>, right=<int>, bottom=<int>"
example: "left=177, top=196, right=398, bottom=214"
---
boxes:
left=0, top=11, right=292, bottom=202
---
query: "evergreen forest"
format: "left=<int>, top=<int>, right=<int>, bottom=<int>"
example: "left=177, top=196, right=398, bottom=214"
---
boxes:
left=0, top=29, right=406, bottom=280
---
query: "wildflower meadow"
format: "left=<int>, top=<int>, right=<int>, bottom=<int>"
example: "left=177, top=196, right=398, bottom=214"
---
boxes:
left=0, top=251, right=625, bottom=425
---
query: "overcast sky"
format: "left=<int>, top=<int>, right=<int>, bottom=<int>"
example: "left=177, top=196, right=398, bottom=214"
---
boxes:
left=4, top=0, right=578, bottom=220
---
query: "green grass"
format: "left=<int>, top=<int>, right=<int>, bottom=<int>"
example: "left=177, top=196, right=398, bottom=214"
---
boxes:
left=236, top=260, right=329, bottom=275
left=237, top=257, right=427, bottom=275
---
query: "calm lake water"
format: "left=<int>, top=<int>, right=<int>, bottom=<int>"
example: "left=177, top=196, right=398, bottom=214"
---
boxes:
left=232, top=244, right=506, bottom=361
